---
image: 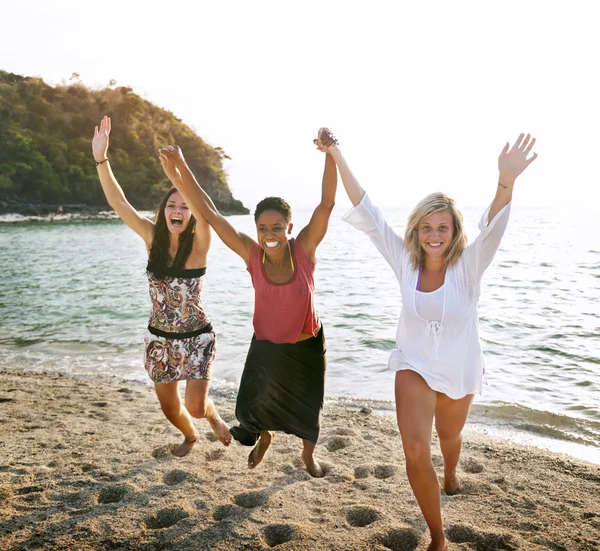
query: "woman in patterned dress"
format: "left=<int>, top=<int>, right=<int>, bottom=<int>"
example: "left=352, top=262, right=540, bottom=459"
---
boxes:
left=92, top=116, right=231, bottom=457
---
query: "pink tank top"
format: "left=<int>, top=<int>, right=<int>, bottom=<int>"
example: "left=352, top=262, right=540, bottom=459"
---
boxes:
left=247, top=238, right=320, bottom=344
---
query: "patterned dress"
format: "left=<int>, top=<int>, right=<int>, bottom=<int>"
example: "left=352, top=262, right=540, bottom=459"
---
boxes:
left=144, top=267, right=216, bottom=383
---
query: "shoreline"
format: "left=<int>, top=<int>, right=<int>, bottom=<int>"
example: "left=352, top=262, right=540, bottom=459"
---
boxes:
left=0, top=207, right=249, bottom=224
left=3, top=364, right=600, bottom=466
left=1, top=369, right=599, bottom=550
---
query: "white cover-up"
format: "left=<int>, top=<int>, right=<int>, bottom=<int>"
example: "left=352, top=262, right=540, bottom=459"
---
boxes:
left=343, top=193, right=511, bottom=400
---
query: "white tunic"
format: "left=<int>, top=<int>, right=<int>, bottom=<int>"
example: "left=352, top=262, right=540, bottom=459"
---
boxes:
left=343, top=193, right=511, bottom=399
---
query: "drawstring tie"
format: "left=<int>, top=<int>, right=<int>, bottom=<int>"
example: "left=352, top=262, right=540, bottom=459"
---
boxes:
left=425, top=320, right=444, bottom=353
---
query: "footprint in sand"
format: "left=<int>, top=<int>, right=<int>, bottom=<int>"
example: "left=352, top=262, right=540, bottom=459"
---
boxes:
left=354, top=466, right=372, bottom=479
left=373, top=464, right=397, bottom=479
left=163, top=469, right=188, bottom=486
left=16, top=485, right=46, bottom=495
left=375, top=527, right=420, bottom=551
left=325, top=436, right=352, bottom=452
left=205, top=449, right=226, bottom=461
left=144, top=507, right=190, bottom=529
left=97, top=485, right=130, bottom=504
left=204, top=431, right=218, bottom=442
left=279, top=463, right=295, bottom=474
left=461, top=456, right=484, bottom=473
left=234, top=491, right=269, bottom=509
left=346, top=506, right=381, bottom=527
left=151, top=446, right=175, bottom=460
left=262, top=524, right=301, bottom=548
left=213, top=504, right=242, bottom=521
left=91, top=401, right=108, bottom=408
left=329, top=427, right=359, bottom=437
left=446, top=524, right=518, bottom=550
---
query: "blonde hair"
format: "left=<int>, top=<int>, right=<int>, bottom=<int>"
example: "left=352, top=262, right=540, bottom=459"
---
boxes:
left=404, top=192, right=468, bottom=270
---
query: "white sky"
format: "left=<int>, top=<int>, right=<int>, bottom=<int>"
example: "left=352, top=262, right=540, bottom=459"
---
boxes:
left=1, top=0, right=598, bottom=210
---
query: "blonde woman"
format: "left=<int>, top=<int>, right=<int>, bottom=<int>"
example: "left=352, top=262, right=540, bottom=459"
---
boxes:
left=320, top=133, right=537, bottom=551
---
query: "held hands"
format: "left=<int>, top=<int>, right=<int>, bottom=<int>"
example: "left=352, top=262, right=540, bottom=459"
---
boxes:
left=158, top=145, right=187, bottom=182
left=92, top=116, right=111, bottom=162
left=498, top=133, right=538, bottom=185
left=313, top=127, right=339, bottom=154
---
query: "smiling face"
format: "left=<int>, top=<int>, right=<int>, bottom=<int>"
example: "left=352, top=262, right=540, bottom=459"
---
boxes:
left=163, top=191, right=191, bottom=234
left=418, top=209, right=455, bottom=258
left=256, top=210, right=293, bottom=257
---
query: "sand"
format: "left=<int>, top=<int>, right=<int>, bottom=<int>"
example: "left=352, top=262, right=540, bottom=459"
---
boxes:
left=1, top=369, right=599, bottom=551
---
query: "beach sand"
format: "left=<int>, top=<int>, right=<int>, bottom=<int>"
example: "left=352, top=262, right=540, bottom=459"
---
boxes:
left=1, top=369, right=599, bottom=551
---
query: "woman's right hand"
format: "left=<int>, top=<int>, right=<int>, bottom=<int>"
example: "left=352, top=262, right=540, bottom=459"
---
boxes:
left=158, top=145, right=187, bottom=182
left=92, top=116, right=111, bottom=162
left=313, top=127, right=339, bottom=153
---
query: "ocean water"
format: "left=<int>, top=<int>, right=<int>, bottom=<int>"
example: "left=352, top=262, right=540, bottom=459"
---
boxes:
left=1, top=206, right=599, bottom=462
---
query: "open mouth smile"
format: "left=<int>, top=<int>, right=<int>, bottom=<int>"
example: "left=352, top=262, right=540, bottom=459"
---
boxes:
left=170, top=216, right=184, bottom=227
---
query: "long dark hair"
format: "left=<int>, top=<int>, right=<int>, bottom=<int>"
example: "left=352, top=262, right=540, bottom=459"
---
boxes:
left=146, top=187, right=196, bottom=278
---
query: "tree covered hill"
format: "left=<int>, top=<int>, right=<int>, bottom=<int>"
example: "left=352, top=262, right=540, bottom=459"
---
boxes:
left=0, top=71, right=248, bottom=215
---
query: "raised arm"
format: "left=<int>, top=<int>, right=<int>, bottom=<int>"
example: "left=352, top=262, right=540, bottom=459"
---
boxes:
left=92, top=117, right=154, bottom=246
left=490, top=133, right=538, bottom=221
left=318, top=132, right=405, bottom=280
left=296, top=128, right=338, bottom=259
left=158, top=146, right=254, bottom=264
left=465, top=133, right=538, bottom=279
left=321, top=138, right=365, bottom=207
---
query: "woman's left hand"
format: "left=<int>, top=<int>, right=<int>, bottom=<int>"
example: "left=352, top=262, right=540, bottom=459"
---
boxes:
left=498, top=133, right=538, bottom=183
left=313, top=127, right=339, bottom=153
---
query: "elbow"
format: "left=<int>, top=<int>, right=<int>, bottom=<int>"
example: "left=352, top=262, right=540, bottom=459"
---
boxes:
left=107, top=199, right=122, bottom=211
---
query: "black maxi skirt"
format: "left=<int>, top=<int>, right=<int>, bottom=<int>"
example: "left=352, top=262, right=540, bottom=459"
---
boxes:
left=230, top=326, right=327, bottom=446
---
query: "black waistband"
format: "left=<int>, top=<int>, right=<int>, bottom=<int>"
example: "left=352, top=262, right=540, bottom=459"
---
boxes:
left=148, top=323, right=213, bottom=339
left=148, top=267, right=207, bottom=279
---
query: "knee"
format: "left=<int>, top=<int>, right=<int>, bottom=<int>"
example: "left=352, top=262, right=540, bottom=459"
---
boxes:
left=436, top=426, right=462, bottom=446
left=186, top=401, right=208, bottom=419
left=402, top=438, right=431, bottom=466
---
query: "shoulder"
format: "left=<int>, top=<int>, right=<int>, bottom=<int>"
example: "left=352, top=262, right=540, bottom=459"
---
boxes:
left=292, top=238, right=316, bottom=266
left=246, top=241, right=262, bottom=269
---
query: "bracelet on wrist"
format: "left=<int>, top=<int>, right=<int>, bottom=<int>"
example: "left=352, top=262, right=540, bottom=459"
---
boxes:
left=95, top=158, right=109, bottom=166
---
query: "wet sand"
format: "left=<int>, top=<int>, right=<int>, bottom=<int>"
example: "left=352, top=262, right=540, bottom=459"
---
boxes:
left=1, top=369, right=599, bottom=550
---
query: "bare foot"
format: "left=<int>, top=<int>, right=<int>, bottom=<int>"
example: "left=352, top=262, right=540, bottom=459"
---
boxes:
left=248, top=431, right=274, bottom=469
left=302, top=453, right=325, bottom=478
left=427, top=537, right=448, bottom=551
left=440, top=473, right=461, bottom=496
left=172, top=433, right=199, bottom=457
left=208, top=414, right=232, bottom=447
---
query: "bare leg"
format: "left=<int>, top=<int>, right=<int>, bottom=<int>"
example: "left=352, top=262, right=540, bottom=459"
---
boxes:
left=301, top=440, right=324, bottom=478
left=154, top=382, right=199, bottom=457
left=248, top=431, right=274, bottom=469
left=435, top=392, right=474, bottom=495
left=185, top=379, right=232, bottom=447
left=395, top=370, right=447, bottom=551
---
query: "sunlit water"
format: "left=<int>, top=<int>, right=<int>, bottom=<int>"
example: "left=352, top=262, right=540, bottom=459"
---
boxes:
left=1, top=206, right=598, bottom=462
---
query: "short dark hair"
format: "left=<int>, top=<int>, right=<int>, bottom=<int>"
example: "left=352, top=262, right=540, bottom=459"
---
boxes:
left=254, top=197, right=292, bottom=224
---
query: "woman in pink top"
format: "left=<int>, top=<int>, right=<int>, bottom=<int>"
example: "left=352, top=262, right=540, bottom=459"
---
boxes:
left=159, top=129, right=338, bottom=477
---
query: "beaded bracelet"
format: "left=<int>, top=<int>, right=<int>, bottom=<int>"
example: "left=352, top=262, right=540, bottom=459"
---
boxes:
left=95, top=158, right=109, bottom=166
